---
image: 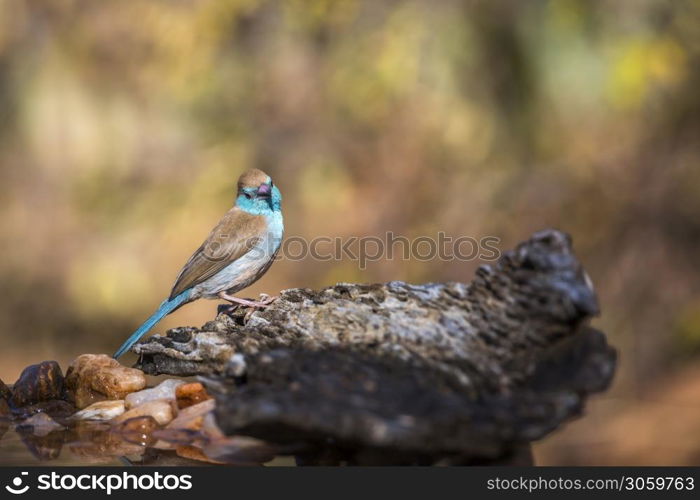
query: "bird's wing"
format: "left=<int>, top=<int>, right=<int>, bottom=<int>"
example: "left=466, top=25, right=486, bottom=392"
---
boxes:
left=168, top=207, right=268, bottom=299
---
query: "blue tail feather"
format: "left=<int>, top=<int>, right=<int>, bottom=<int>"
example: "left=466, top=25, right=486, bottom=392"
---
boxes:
left=113, top=289, right=192, bottom=359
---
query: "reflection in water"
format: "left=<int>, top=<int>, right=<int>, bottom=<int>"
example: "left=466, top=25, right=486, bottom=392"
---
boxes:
left=0, top=417, right=289, bottom=466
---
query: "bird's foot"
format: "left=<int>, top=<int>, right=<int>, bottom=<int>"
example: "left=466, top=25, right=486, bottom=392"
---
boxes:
left=217, top=301, right=258, bottom=324
left=218, top=293, right=278, bottom=323
left=257, top=293, right=278, bottom=306
left=218, top=292, right=277, bottom=309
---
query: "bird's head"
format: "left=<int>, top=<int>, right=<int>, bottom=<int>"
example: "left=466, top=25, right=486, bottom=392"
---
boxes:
left=235, top=168, right=282, bottom=213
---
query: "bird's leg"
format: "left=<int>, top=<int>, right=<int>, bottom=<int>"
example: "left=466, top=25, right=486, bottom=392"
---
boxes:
left=218, top=291, right=274, bottom=308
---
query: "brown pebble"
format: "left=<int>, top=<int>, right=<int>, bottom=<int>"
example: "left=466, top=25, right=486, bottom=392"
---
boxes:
left=10, top=361, right=65, bottom=407
left=175, top=382, right=212, bottom=409
left=112, top=399, right=176, bottom=426
left=64, top=354, right=146, bottom=409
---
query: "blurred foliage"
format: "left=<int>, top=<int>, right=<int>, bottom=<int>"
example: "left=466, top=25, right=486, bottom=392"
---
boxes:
left=1, top=0, right=700, bottom=463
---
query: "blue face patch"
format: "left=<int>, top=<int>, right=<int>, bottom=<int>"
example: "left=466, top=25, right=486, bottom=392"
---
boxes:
left=236, top=183, right=282, bottom=215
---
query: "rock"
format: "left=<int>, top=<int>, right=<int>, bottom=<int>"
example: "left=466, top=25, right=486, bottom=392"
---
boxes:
left=64, top=354, right=146, bottom=409
left=112, top=399, right=175, bottom=426
left=17, top=412, right=66, bottom=437
left=125, top=379, right=184, bottom=410
left=10, top=361, right=64, bottom=407
left=71, top=400, right=125, bottom=421
left=175, top=382, right=212, bottom=409
left=136, top=230, right=601, bottom=387
left=113, top=416, right=159, bottom=447
left=132, top=229, right=616, bottom=464
left=165, top=399, right=215, bottom=431
left=210, top=328, right=614, bottom=464
left=138, top=327, right=234, bottom=376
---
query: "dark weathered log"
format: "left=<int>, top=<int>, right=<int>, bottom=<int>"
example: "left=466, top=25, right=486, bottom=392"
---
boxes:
left=134, top=229, right=616, bottom=463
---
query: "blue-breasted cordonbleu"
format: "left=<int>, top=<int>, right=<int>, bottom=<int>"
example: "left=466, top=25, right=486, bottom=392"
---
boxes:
left=113, top=168, right=283, bottom=358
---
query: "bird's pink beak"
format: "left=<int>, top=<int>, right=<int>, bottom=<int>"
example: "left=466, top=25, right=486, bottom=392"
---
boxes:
left=257, top=183, right=271, bottom=197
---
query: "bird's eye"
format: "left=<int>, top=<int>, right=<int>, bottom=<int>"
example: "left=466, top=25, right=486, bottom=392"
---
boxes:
left=244, top=191, right=253, bottom=199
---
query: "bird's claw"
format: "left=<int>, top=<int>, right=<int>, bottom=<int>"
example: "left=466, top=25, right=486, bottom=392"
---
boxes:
left=257, top=293, right=277, bottom=306
left=217, top=292, right=278, bottom=322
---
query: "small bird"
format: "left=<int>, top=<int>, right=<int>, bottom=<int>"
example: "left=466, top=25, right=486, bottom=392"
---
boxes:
left=113, top=168, right=283, bottom=359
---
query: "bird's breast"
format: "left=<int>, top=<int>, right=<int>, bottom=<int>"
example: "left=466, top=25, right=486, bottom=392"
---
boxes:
left=196, top=211, right=283, bottom=298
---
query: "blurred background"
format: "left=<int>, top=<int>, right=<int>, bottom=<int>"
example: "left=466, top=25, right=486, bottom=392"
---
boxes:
left=0, top=0, right=699, bottom=465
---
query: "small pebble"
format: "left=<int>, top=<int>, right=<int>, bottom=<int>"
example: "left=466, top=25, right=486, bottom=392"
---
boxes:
left=175, top=382, right=212, bottom=409
left=166, top=399, right=215, bottom=431
left=125, top=379, right=184, bottom=410
left=71, top=400, right=125, bottom=421
left=112, top=399, right=175, bottom=426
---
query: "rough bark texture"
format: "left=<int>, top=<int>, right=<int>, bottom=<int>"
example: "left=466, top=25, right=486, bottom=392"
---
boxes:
left=133, top=229, right=616, bottom=463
